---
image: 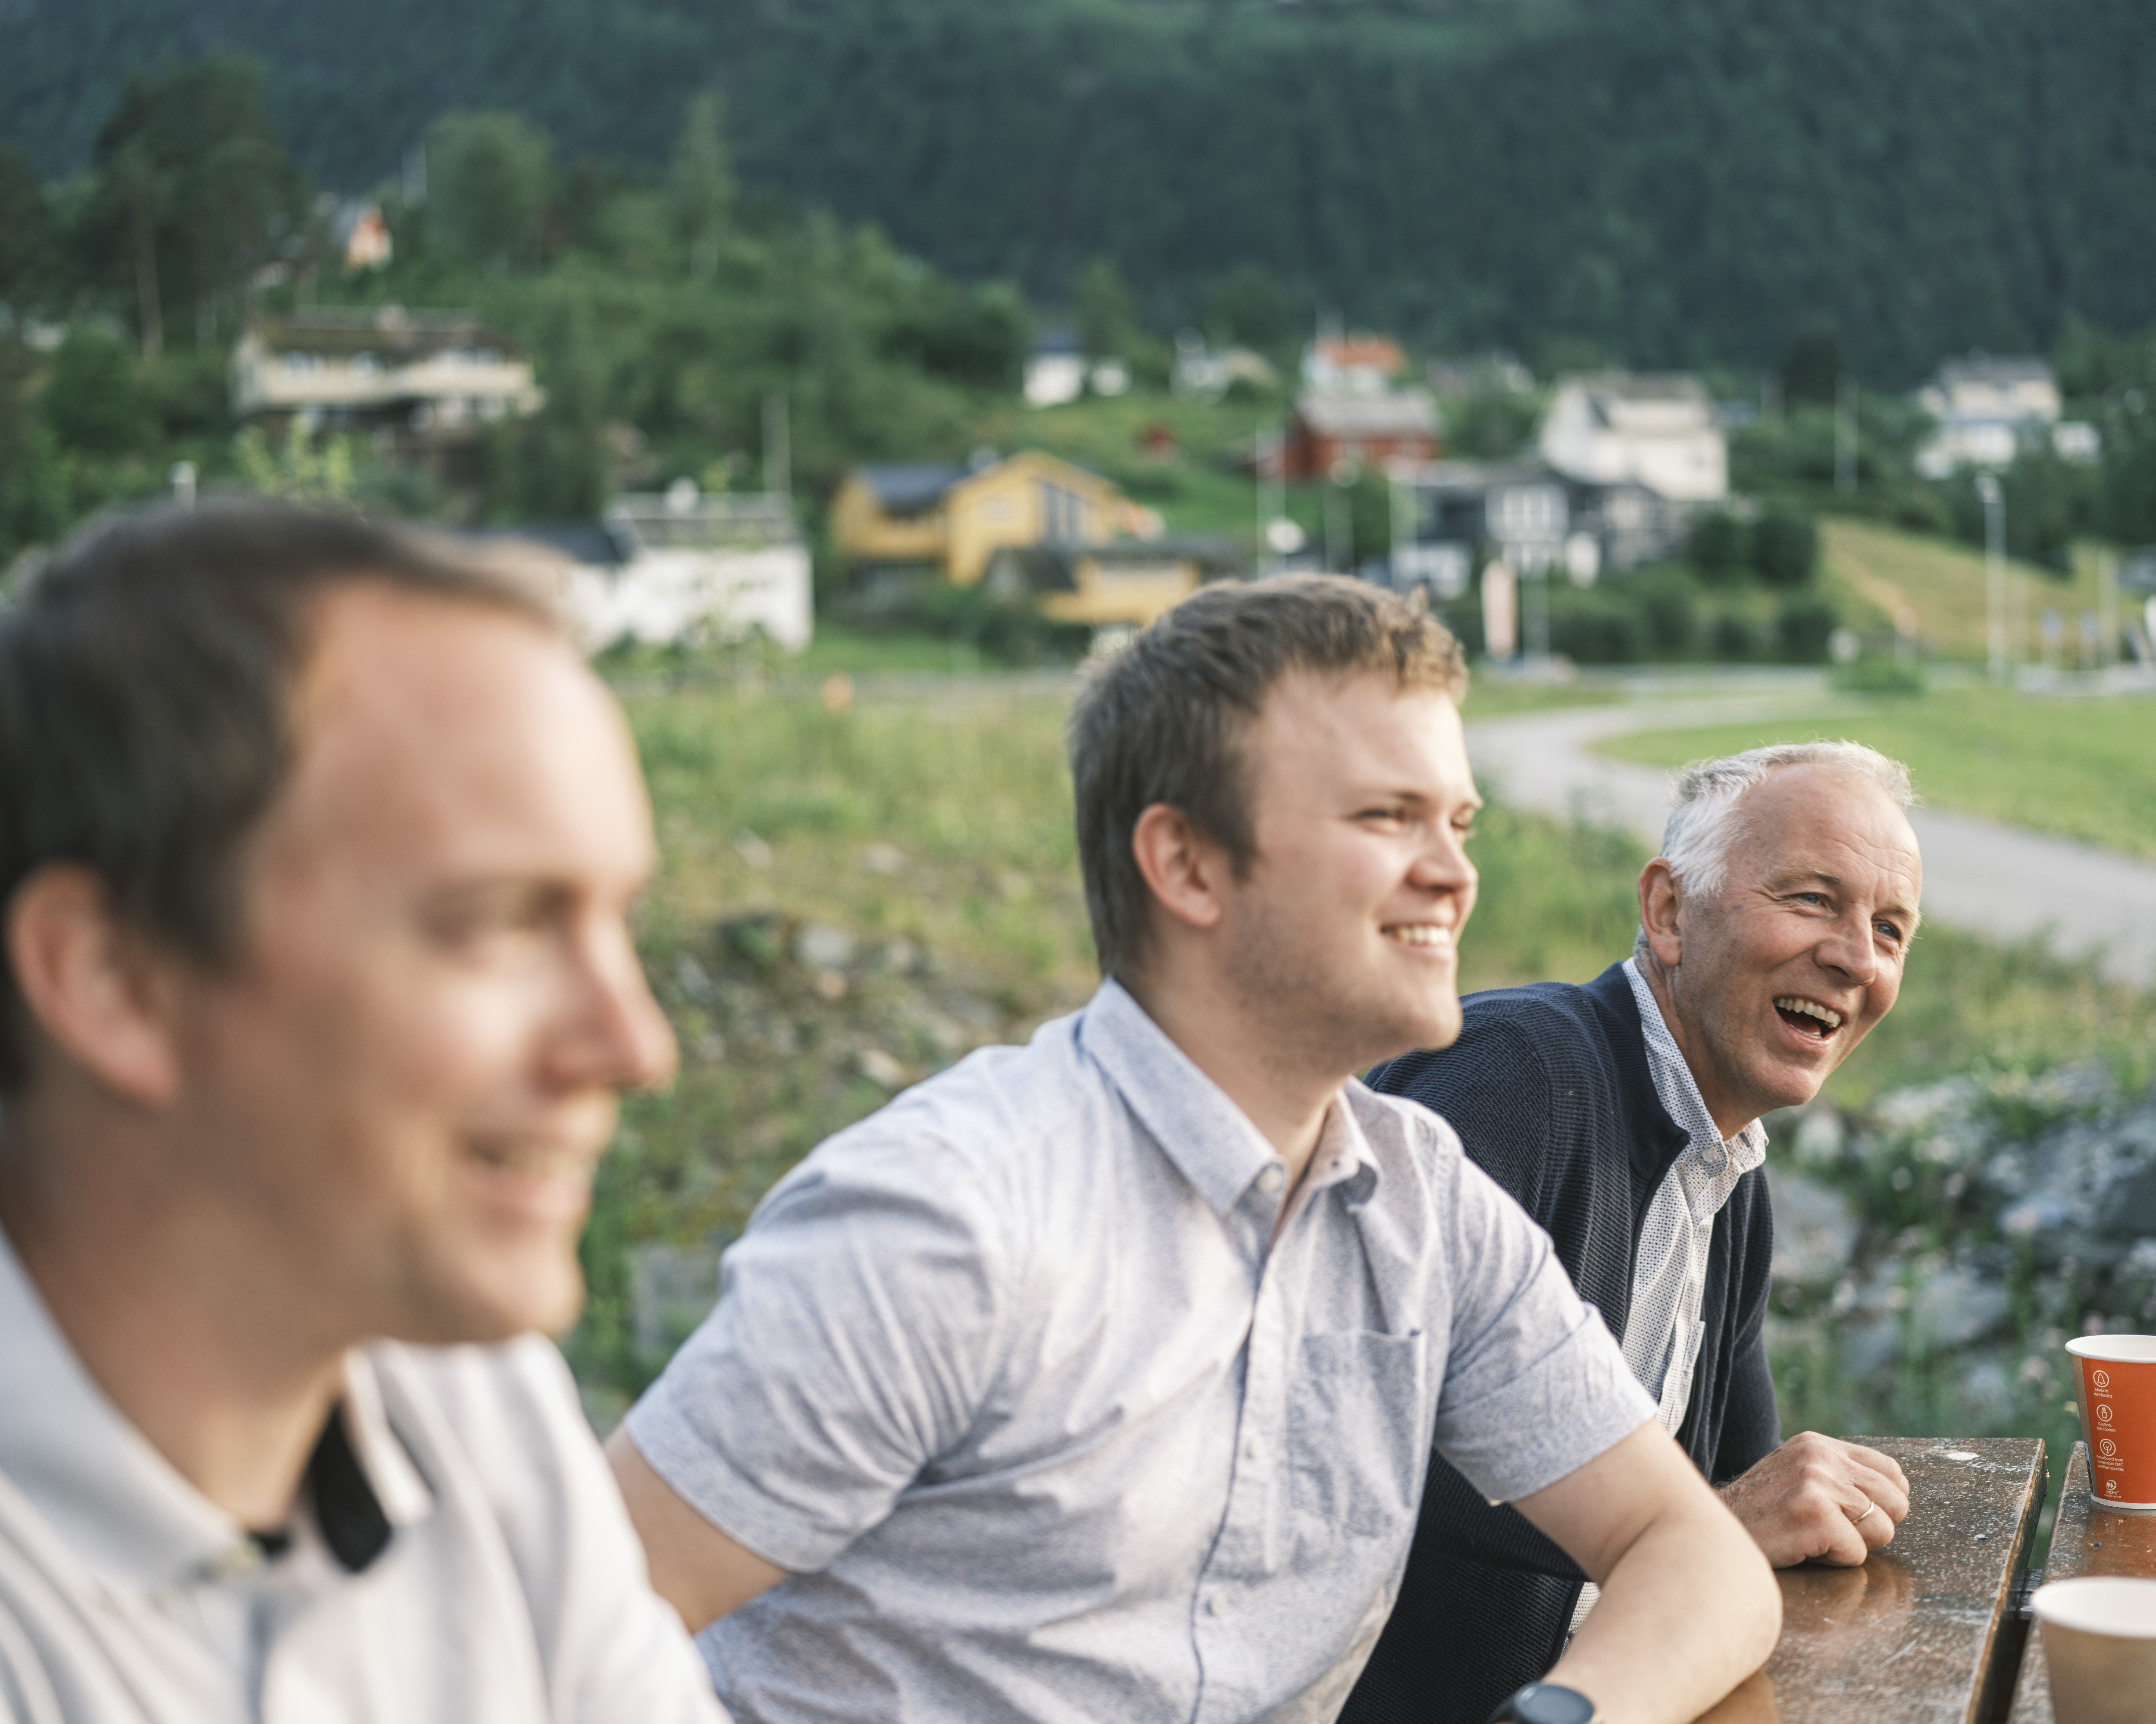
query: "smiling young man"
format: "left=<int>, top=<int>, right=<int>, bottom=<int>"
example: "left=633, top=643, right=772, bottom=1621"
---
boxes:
left=608, top=575, right=1777, bottom=1724
left=0, top=504, right=728, bottom=1722
left=1339, top=743, right=1924, bottom=1724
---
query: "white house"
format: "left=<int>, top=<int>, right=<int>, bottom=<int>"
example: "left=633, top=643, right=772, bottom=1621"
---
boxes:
left=231, top=307, right=541, bottom=440
left=1538, top=373, right=1727, bottom=503
left=1024, top=331, right=1086, bottom=407
left=466, top=484, right=813, bottom=654
left=1914, top=354, right=2095, bottom=475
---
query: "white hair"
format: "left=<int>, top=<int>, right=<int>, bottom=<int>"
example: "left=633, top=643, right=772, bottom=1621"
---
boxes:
left=1658, top=740, right=1916, bottom=900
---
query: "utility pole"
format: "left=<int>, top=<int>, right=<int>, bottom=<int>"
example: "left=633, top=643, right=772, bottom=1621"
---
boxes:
left=1978, top=473, right=2006, bottom=683
left=2100, top=548, right=2122, bottom=673
left=1835, top=373, right=1859, bottom=496
left=763, top=389, right=790, bottom=500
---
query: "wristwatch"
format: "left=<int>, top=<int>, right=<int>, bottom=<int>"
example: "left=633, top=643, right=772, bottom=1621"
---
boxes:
left=1483, top=1683, right=1600, bottom=1724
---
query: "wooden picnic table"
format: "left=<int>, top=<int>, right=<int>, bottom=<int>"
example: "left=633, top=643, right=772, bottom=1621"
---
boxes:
left=1690, top=1437, right=2049, bottom=1724
left=2006, top=1442, right=2156, bottom=1723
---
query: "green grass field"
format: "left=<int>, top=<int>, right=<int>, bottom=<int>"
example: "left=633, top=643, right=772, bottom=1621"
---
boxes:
left=1597, top=685, right=2156, bottom=862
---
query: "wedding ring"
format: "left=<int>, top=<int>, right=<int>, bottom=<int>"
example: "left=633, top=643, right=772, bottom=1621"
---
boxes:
left=1849, top=1496, right=1878, bottom=1527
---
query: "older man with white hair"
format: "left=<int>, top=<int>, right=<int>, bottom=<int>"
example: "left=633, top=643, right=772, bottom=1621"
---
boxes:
left=1339, top=740, right=1924, bottom=1724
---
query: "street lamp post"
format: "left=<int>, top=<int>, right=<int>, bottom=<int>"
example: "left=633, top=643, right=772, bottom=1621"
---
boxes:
left=1977, top=473, right=2006, bottom=683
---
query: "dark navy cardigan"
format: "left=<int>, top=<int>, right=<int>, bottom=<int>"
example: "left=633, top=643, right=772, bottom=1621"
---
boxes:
left=1338, top=963, right=1779, bottom=1724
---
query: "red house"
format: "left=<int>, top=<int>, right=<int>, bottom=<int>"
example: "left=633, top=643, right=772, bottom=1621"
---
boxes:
left=1283, top=391, right=1439, bottom=482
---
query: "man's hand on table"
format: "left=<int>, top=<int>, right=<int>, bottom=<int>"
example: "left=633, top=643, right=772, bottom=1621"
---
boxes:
left=1718, top=1432, right=1910, bottom=1567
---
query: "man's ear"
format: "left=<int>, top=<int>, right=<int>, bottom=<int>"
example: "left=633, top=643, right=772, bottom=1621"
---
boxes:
left=1637, top=858, right=1685, bottom=970
left=6, top=866, right=185, bottom=1106
left=1129, top=802, right=1229, bottom=937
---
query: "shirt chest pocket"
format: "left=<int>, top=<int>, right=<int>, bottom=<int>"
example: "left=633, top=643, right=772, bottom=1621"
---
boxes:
left=1286, top=1329, right=1429, bottom=1538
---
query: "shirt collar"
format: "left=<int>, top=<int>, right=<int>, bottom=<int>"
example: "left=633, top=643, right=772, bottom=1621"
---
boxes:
left=1621, top=956, right=1768, bottom=1176
left=1079, top=978, right=1377, bottom=1215
left=0, top=1220, right=432, bottom=1590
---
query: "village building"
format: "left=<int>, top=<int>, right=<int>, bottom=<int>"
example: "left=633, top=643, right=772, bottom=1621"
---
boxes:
left=462, top=483, right=812, bottom=655
left=831, top=450, right=1121, bottom=587
left=1281, top=391, right=1439, bottom=482
left=230, top=307, right=541, bottom=473
left=1914, top=353, right=2098, bottom=475
left=1538, top=372, right=1728, bottom=504
left=830, top=449, right=1232, bottom=628
left=1301, top=333, right=1407, bottom=397
left=1023, top=330, right=1086, bottom=407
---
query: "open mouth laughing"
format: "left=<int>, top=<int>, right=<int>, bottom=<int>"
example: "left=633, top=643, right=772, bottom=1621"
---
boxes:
left=1383, top=924, right=1454, bottom=951
left=1773, top=995, right=1844, bottom=1041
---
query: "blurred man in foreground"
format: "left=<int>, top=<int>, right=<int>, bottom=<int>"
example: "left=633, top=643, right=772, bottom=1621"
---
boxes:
left=0, top=504, right=728, bottom=1723
left=1342, top=741, right=1924, bottom=1724
left=609, top=576, right=1778, bottom=1724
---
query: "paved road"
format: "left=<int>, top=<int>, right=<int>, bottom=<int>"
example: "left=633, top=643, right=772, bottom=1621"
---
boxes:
left=1466, top=696, right=2156, bottom=990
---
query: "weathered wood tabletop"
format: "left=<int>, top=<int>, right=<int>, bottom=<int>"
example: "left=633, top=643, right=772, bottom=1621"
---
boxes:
left=2007, top=1442, right=2156, bottom=1724
left=1690, top=1437, right=2049, bottom=1724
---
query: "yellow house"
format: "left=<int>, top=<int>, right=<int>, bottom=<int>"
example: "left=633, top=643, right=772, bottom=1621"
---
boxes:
left=830, top=451, right=1122, bottom=587
left=982, top=539, right=1239, bottom=628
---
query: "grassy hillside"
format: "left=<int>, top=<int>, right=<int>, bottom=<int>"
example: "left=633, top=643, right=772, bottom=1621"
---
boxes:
left=1818, top=518, right=2117, bottom=665
left=8, top=0, right=2156, bottom=376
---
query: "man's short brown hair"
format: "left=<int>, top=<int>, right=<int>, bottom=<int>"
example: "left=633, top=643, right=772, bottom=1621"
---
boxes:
left=0, top=499, right=556, bottom=1095
left=1067, top=574, right=1467, bottom=978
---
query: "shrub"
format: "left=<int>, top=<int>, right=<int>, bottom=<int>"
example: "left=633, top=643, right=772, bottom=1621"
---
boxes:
left=1753, top=510, right=1820, bottom=586
left=44, top=326, right=149, bottom=457
left=1710, top=614, right=1760, bottom=660
left=1641, top=586, right=1700, bottom=656
left=1687, top=511, right=1746, bottom=582
left=1776, top=595, right=1840, bottom=662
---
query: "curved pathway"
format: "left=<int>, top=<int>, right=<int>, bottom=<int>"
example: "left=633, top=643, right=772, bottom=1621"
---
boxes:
left=1466, top=697, right=2156, bottom=990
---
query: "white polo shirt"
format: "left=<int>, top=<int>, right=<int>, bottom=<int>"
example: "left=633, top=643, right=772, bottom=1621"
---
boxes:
left=0, top=1225, right=730, bottom=1724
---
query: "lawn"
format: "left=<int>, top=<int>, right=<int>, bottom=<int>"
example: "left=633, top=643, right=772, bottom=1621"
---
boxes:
left=1596, top=685, right=2156, bottom=862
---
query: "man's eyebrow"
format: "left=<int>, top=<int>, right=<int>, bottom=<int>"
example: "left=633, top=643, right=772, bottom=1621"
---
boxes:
left=1762, top=867, right=1922, bottom=930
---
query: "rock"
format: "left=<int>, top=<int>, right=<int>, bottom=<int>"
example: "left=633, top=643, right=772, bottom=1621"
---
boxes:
left=732, top=829, right=775, bottom=870
left=673, top=952, right=716, bottom=1005
left=1768, top=1168, right=1857, bottom=1289
left=861, top=843, right=906, bottom=876
left=857, top=1047, right=907, bottom=1089
left=795, top=922, right=857, bottom=973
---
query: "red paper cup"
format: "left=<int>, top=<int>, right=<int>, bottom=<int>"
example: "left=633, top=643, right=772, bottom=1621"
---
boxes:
left=2068, top=1335, right=2156, bottom=1513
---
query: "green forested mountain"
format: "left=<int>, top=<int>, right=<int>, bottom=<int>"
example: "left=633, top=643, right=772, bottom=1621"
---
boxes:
left=4, top=0, right=2154, bottom=380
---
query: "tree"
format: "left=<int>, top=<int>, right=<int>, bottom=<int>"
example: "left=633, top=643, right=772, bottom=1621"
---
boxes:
left=0, top=336, right=66, bottom=563
left=1076, top=255, right=1135, bottom=360
left=1779, top=327, right=1844, bottom=409
left=77, top=59, right=305, bottom=354
left=429, top=112, right=552, bottom=274
left=0, top=149, right=62, bottom=314
left=516, top=292, right=608, bottom=516
left=670, top=91, right=734, bottom=280
left=44, top=325, right=150, bottom=456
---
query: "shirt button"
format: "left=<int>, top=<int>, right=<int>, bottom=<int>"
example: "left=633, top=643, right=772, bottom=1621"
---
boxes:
left=1207, top=1592, right=1227, bottom=1617
left=1245, top=1434, right=1264, bottom=1461
left=1256, top=1165, right=1285, bottom=1195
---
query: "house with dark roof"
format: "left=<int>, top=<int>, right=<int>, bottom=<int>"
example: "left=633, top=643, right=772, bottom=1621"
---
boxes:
left=829, top=450, right=1232, bottom=627
left=830, top=450, right=1124, bottom=587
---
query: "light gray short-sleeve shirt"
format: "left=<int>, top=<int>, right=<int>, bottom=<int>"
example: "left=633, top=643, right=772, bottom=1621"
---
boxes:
left=0, top=1226, right=729, bottom=1724
left=631, top=981, right=1653, bottom=1724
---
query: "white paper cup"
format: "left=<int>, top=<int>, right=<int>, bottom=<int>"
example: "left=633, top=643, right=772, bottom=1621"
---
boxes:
left=2034, top=1577, right=2156, bottom=1724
